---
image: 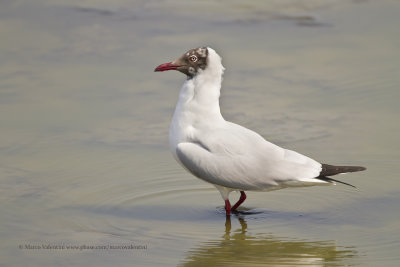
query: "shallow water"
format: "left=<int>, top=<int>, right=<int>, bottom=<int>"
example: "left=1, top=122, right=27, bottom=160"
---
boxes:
left=1, top=0, right=399, bottom=266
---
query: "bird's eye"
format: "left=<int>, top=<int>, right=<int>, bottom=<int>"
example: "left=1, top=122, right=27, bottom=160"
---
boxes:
left=189, top=55, right=198, bottom=62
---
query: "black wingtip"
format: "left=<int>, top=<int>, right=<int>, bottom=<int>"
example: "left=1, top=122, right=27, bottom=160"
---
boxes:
left=320, top=164, right=366, bottom=177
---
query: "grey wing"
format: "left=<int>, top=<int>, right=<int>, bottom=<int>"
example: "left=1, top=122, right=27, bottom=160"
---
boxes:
left=176, top=126, right=325, bottom=190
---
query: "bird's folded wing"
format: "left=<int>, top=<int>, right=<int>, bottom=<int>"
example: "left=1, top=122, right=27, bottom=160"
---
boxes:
left=176, top=128, right=324, bottom=191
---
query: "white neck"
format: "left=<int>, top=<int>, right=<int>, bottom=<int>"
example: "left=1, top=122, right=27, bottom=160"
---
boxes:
left=179, top=74, right=222, bottom=114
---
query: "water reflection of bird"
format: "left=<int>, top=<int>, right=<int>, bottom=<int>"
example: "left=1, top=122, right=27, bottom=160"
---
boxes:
left=155, top=47, right=366, bottom=216
left=179, top=215, right=357, bottom=266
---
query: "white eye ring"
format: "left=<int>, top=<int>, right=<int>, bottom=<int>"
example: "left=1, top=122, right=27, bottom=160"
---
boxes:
left=189, top=55, right=198, bottom=62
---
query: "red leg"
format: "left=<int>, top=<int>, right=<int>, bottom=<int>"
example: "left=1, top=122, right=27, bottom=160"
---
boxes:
left=225, top=199, right=231, bottom=216
left=231, top=191, right=246, bottom=211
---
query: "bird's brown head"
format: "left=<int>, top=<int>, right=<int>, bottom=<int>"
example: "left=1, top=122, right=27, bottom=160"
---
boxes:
left=154, top=47, right=209, bottom=78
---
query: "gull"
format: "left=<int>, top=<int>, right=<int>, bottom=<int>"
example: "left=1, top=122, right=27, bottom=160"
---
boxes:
left=154, top=47, right=366, bottom=216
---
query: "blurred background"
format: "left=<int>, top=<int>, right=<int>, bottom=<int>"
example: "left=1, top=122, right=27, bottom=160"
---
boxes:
left=0, top=0, right=399, bottom=266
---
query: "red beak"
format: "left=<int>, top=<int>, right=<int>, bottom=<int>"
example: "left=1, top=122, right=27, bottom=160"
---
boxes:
left=154, top=62, right=180, bottom=72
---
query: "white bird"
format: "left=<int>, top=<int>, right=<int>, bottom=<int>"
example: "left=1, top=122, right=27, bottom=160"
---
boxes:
left=154, top=47, right=365, bottom=216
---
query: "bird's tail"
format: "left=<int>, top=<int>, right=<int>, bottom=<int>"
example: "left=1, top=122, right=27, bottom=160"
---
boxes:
left=317, top=164, right=366, bottom=188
